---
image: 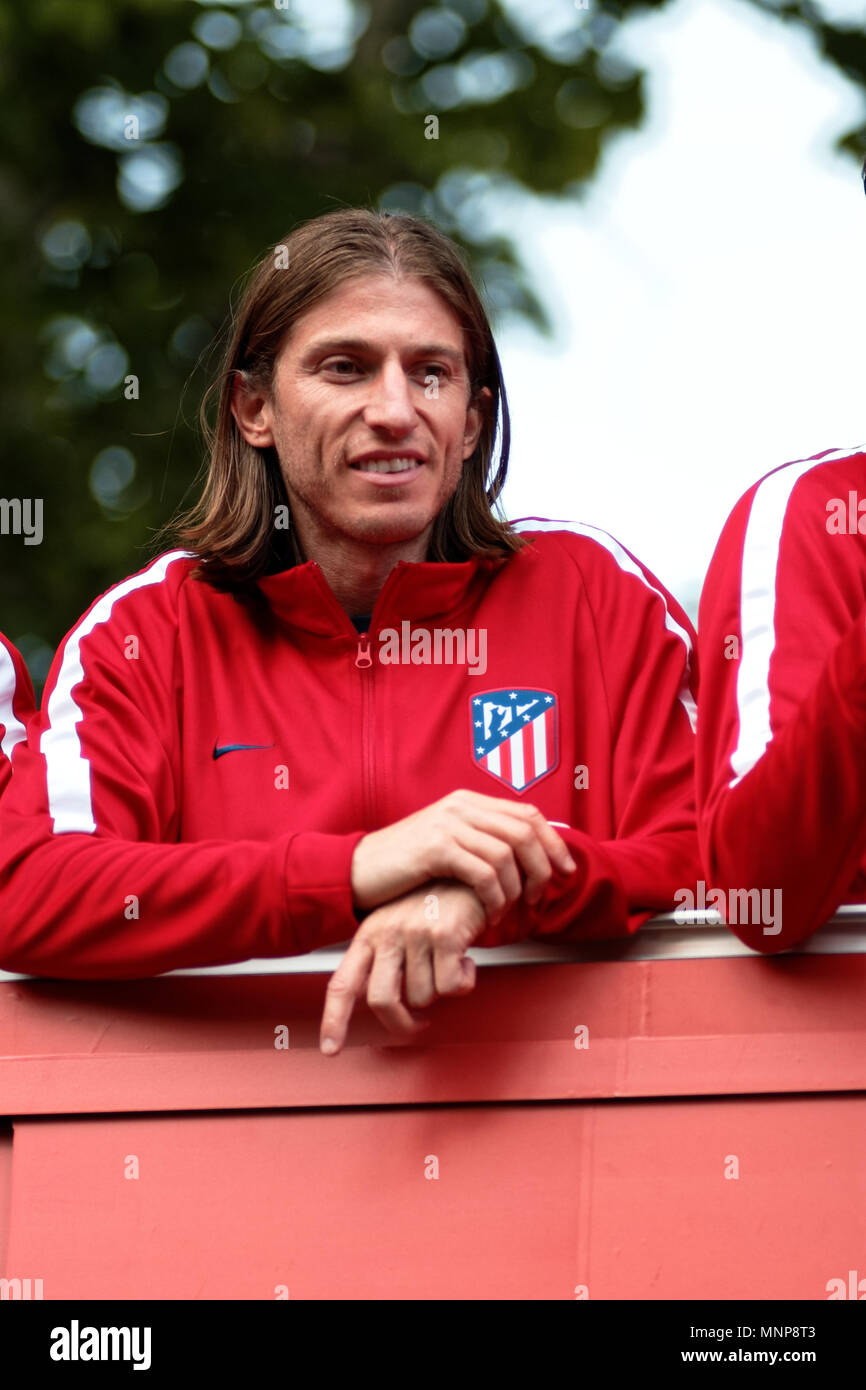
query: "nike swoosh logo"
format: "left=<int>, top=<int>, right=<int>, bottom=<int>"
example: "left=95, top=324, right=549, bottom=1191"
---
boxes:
left=213, top=743, right=275, bottom=760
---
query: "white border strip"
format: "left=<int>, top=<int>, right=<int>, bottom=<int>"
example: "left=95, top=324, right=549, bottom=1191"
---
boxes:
left=5, top=913, right=866, bottom=982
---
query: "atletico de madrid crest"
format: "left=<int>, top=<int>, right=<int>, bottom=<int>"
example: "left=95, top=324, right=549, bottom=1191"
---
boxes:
left=470, top=688, right=559, bottom=793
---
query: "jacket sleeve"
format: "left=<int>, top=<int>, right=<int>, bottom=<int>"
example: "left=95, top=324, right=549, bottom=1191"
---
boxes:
left=0, top=634, right=35, bottom=800
left=477, top=533, right=701, bottom=946
left=696, top=476, right=866, bottom=953
left=0, top=564, right=364, bottom=979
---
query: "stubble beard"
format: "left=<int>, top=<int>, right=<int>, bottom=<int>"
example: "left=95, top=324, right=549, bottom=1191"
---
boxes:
left=279, top=445, right=459, bottom=554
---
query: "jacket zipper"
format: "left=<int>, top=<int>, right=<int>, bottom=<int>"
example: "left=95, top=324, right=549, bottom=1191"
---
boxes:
left=355, top=632, right=375, bottom=823
left=355, top=633, right=372, bottom=669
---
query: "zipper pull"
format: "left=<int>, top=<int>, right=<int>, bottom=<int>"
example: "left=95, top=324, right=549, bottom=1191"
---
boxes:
left=355, top=632, right=373, bottom=668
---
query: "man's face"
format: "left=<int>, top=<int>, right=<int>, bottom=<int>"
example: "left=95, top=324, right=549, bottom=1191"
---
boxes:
left=233, top=273, right=488, bottom=552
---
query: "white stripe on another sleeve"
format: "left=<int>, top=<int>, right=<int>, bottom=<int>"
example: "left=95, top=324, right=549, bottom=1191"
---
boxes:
left=512, top=517, right=698, bottom=732
left=0, top=643, right=28, bottom=762
left=42, top=551, right=192, bottom=834
left=730, top=446, right=865, bottom=785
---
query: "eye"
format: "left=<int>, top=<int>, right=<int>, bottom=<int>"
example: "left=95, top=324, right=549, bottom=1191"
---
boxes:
left=418, top=363, right=449, bottom=380
left=325, top=358, right=361, bottom=376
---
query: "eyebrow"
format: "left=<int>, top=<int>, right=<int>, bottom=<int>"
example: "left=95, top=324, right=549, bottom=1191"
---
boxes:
left=302, top=337, right=465, bottom=364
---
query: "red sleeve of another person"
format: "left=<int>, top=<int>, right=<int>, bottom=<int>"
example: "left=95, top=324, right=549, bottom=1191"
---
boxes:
left=697, top=449, right=866, bottom=952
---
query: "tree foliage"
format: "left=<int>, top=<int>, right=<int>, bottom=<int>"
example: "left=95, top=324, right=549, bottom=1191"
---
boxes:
left=0, top=0, right=862, bottom=686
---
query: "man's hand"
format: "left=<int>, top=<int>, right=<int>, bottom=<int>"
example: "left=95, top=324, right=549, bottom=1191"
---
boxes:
left=350, top=789, right=576, bottom=922
left=320, top=880, right=486, bottom=1055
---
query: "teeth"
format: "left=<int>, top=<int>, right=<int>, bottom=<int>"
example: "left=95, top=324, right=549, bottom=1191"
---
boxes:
left=356, top=458, right=420, bottom=473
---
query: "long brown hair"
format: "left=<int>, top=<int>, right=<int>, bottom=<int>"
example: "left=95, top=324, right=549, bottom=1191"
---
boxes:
left=165, top=207, right=525, bottom=587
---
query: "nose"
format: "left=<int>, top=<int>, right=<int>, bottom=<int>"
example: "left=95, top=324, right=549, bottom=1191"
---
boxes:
left=362, top=357, right=418, bottom=435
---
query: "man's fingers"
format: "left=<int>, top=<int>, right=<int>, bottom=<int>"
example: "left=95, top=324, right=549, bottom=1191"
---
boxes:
left=449, top=812, right=576, bottom=909
left=319, top=939, right=373, bottom=1055
left=433, top=947, right=477, bottom=998
left=457, top=809, right=557, bottom=904
left=367, top=942, right=431, bottom=1038
left=469, top=800, right=577, bottom=880
left=448, top=791, right=574, bottom=864
left=530, top=815, right=577, bottom=876
left=404, top=934, right=437, bottom=1007
left=503, top=810, right=577, bottom=886
left=445, top=830, right=525, bottom=915
left=370, top=996, right=431, bottom=1038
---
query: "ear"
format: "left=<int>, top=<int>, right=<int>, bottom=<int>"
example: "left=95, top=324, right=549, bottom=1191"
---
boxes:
left=230, top=371, right=276, bottom=449
left=462, top=385, right=492, bottom=459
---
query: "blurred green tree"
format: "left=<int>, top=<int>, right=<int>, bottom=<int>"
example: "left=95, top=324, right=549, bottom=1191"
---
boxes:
left=0, top=0, right=863, bottom=689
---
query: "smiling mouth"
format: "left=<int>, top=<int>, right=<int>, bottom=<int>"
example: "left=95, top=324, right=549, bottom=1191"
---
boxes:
left=351, top=457, right=423, bottom=474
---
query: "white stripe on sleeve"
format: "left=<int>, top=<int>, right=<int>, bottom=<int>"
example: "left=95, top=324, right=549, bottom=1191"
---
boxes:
left=729, top=446, right=864, bottom=784
left=0, top=643, right=28, bottom=762
left=42, top=551, right=192, bottom=834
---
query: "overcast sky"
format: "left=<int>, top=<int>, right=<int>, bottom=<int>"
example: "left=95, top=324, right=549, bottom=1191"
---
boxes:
left=493, top=0, right=866, bottom=616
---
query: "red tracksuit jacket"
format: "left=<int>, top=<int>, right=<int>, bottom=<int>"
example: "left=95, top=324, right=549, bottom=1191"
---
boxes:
left=697, top=444, right=866, bottom=951
left=0, top=520, right=700, bottom=978
left=0, top=633, right=34, bottom=800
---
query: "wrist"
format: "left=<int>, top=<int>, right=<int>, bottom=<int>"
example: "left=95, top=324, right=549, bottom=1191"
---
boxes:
left=349, top=835, right=374, bottom=911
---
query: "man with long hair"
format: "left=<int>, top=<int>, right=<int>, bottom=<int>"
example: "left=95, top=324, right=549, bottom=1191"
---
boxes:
left=0, top=209, right=699, bottom=1052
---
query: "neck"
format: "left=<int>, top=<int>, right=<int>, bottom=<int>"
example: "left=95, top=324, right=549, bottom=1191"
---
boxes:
left=291, top=518, right=434, bottom=617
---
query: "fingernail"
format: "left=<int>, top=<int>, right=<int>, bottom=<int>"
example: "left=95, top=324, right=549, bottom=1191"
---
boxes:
left=564, top=857, right=577, bottom=873
left=321, top=1038, right=338, bottom=1055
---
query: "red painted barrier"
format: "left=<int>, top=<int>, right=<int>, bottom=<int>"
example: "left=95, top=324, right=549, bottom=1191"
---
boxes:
left=2, top=919, right=865, bottom=1299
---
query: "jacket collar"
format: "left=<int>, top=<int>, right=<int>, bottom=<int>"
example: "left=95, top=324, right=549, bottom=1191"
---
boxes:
left=256, top=553, right=508, bottom=637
